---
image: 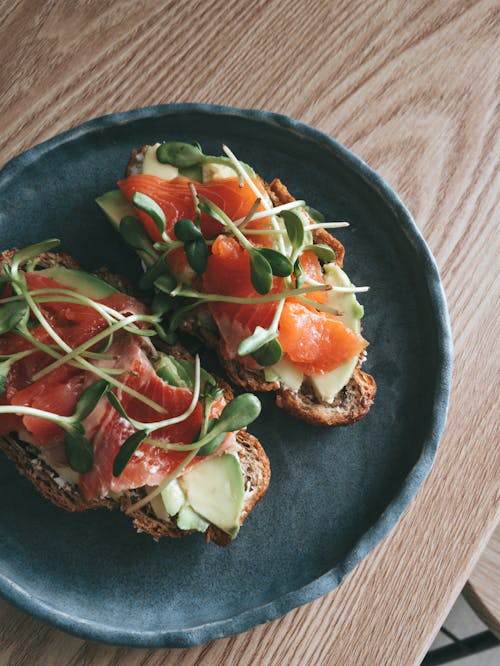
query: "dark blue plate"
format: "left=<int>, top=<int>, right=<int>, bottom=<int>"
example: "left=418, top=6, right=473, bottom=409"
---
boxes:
left=0, top=105, right=452, bottom=647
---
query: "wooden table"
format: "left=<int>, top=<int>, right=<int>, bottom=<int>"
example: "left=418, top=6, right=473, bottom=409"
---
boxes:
left=0, top=1, right=498, bottom=663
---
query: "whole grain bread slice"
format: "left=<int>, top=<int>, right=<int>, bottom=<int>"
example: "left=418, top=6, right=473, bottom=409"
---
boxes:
left=0, top=250, right=270, bottom=545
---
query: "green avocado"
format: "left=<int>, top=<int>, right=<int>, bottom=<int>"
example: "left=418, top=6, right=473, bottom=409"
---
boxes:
left=95, top=190, right=136, bottom=230
left=178, top=453, right=245, bottom=538
left=36, top=267, right=117, bottom=299
left=176, top=505, right=209, bottom=532
left=161, top=478, right=185, bottom=516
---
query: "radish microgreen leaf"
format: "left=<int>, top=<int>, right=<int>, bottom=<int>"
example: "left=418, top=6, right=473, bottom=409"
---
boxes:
left=238, top=325, right=278, bottom=357
left=174, top=219, right=203, bottom=242
left=257, top=248, right=293, bottom=277
left=249, top=250, right=273, bottom=295
left=64, top=423, right=94, bottom=474
left=252, top=338, right=283, bottom=366
left=185, top=239, right=209, bottom=274
left=156, top=142, right=204, bottom=168
left=303, top=243, right=336, bottom=263
left=132, top=192, right=166, bottom=236
left=0, top=301, right=29, bottom=335
left=74, top=380, right=110, bottom=421
left=113, top=429, right=148, bottom=477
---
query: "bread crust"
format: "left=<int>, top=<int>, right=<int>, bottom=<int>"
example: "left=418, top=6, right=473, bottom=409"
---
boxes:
left=0, top=435, right=114, bottom=512
left=0, top=250, right=270, bottom=544
left=267, top=179, right=346, bottom=267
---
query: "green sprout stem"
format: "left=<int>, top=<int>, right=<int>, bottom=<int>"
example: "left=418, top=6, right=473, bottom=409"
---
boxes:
left=307, top=222, right=350, bottom=230
left=240, top=228, right=287, bottom=236
left=109, top=355, right=201, bottom=431
left=0, top=404, right=73, bottom=427
left=220, top=145, right=288, bottom=255
left=234, top=199, right=305, bottom=228
left=14, top=278, right=72, bottom=353
left=296, top=296, right=343, bottom=316
left=198, top=195, right=254, bottom=254
left=31, top=313, right=154, bottom=382
left=168, top=282, right=330, bottom=305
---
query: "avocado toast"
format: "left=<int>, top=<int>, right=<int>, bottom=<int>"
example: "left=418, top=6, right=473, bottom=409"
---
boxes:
left=0, top=243, right=269, bottom=545
left=97, top=142, right=376, bottom=426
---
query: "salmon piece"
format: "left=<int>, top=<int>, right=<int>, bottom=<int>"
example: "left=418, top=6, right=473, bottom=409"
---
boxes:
left=79, top=338, right=204, bottom=500
left=11, top=365, right=86, bottom=446
left=202, top=236, right=281, bottom=358
left=0, top=395, right=23, bottom=435
left=298, top=250, right=327, bottom=304
left=201, top=237, right=362, bottom=373
left=118, top=174, right=274, bottom=246
left=278, top=301, right=367, bottom=375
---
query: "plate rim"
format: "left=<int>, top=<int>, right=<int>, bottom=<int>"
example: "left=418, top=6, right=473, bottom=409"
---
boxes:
left=0, top=103, right=453, bottom=648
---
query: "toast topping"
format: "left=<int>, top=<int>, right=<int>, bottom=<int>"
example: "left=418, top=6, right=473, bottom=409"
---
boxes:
left=102, top=143, right=369, bottom=395
left=0, top=242, right=262, bottom=537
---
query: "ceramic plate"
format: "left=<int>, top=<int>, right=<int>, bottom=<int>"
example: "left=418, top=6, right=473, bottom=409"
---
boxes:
left=0, top=105, right=452, bottom=647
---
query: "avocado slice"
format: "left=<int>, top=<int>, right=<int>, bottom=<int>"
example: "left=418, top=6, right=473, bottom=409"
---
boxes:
left=178, top=453, right=245, bottom=538
left=95, top=190, right=136, bottom=231
left=142, top=144, right=179, bottom=180
left=36, top=267, right=117, bottom=299
left=161, top=478, right=185, bottom=516
left=176, top=505, right=209, bottom=532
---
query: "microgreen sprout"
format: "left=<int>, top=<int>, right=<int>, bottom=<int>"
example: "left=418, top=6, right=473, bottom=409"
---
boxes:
left=234, top=199, right=305, bottom=228
left=173, top=218, right=208, bottom=274
left=154, top=281, right=331, bottom=305
left=119, top=216, right=158, bottom=267
left=0, top=301, right=29, bottom=335
left=155, top=142, right=246, bottom=184
left=198, top=195, right=292, bottom=293
left=238, top=298, right=285, bottom=366
left=132, top=192, right=168, bottom=239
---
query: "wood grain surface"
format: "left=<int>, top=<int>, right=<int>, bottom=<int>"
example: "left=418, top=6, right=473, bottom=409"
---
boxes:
left=0, top=0, right=499, bottom=664
left=464, top=525, right=500, bottom=638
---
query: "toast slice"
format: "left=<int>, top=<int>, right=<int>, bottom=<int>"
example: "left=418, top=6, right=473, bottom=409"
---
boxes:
left=119, top=146, right=375, bottom=426
left=0, top=249, right=270, bottom=545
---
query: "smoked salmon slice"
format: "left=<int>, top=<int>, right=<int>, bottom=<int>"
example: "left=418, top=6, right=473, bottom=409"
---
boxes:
left=118, top=174, right=273, bottom=245
left=278, top=301, right=367, bottom=375
left=79, top=339, right=204, bottom=500
left=202, top=236, right=282, bottom=358
left=200, top=235, right=364, bottom=374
